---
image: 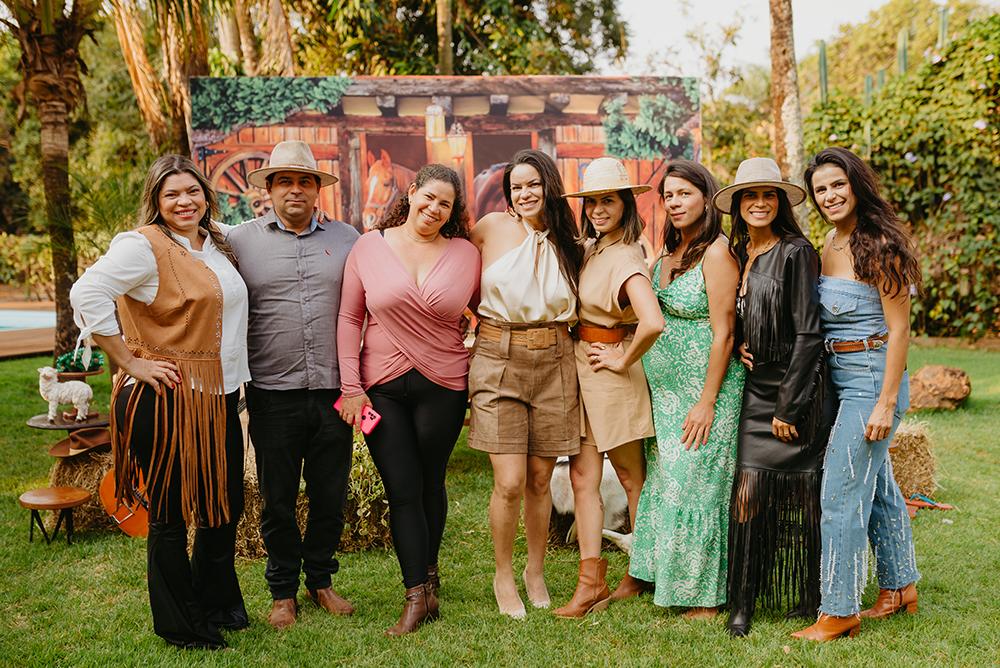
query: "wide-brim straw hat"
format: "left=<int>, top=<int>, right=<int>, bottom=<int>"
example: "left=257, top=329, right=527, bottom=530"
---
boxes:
left=564, top=157, right=652, bottom=198
left=712, top=157, right=806, bottom=214
left=49, top=427, right=111, bottom=458
left=247, top=140, right=338, bottom=189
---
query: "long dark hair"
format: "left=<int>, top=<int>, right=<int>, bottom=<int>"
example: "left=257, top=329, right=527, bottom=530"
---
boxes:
left=377, top=163, right=470, bottom=239
left=727, top=188, right=806, bottom=267
left=139, top=154, right=238, bottom=267
left=805, top=147, right=921, bottom=296
left=659, top=160, right=723, bottom=280
left=579, top=189, right=644, bottom=244
left=502, top=149, right=583, bottom=294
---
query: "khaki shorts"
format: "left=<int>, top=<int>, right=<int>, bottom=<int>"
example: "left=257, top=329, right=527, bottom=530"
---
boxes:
left=468, top=323, right=581, bottom=457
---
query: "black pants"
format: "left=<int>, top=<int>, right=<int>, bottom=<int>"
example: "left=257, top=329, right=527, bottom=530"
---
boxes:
left=115, top=384, right=247, bottom=649
left=245, top=385, right=354, bottom=600
left=365, top=369, right=468, bottom=588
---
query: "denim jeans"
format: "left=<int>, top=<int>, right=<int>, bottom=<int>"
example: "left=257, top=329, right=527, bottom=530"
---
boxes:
left=818, top=277, right=919, bottom=616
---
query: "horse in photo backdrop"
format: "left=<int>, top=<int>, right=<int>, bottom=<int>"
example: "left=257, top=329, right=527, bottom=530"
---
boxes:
left=362, top=149, right=416, bottom=230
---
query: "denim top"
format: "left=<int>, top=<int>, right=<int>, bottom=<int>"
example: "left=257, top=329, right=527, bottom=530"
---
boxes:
left=818, top=275, right=886, bottom=342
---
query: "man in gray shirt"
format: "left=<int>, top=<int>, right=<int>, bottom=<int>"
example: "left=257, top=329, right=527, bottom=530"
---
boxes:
left=227, top=141, right=359, bottom=630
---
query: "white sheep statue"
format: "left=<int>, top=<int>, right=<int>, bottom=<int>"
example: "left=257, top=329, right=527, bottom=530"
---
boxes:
left=37, top=366, right=93, bottom=423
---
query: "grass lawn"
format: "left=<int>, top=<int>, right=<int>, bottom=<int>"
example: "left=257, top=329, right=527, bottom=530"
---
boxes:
left=0, top=346, right=997, bottom=667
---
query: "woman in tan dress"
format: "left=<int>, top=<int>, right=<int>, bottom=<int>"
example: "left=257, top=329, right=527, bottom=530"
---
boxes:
left=553, top=158, right=664, bottom=618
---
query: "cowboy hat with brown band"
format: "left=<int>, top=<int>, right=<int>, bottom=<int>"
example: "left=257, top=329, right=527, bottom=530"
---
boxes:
left=48, top=427, right=112, bottom=458
left=712, top=157, right=806, bottom=215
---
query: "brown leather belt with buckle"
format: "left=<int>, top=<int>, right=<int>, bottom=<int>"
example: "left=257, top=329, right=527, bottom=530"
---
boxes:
left=576, top=323, right=636, bottom=344
left=825, top=333, right=888, bottom=354
left=478, top=321, right=565, bottom=350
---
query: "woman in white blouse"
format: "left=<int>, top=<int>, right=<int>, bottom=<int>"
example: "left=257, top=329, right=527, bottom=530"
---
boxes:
left=71, top=155, right=250, bottom=650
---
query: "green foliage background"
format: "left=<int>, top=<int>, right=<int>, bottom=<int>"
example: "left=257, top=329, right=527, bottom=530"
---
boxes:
left=804, top=15, right=999, bottom=338
left=190, top=76, right=352, bottom=133
left=602, top=87, right=698, bottom=161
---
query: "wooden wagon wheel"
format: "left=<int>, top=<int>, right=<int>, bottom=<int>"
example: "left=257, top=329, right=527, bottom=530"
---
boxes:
left=209, top=151, right=272, bottom=215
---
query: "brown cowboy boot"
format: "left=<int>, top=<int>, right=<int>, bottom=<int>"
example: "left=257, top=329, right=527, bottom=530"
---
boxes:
left=608, top=572, right=651, bottom=602
left=385, top=584, right=430, bottom=637
left=860, top=583, right=917, bottom=619
left=268, top=598, right=298, bottom=630
left=427, top=565, right=440, bottom=598
left=553, top=558, right=611, bottom=618
left=306, top=587, right=355, bottom=616
left=791, top=613, right=861, bottom=641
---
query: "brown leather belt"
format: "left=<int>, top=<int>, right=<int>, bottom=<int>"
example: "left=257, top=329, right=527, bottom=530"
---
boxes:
left=477, top=320, right=566, bottom=350
left=576, top=324, right=636, bottom=344
left=825, top=333, right=888, bottom=354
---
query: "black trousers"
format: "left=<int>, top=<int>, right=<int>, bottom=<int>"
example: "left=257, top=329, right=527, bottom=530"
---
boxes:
left=365, top=369, right=468, bottom=588
left=115, top=384, right=247, bottom=649
left=245, top=385, right=354, bottom=600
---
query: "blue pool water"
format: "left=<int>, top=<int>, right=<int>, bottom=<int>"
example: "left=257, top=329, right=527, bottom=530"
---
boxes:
left=0, top=309, right=57, bottom=331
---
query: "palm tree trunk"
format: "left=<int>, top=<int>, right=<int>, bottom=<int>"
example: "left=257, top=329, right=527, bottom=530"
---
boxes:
left=234, top=0, right=259, bottom=76
left=436, top=0, right=454, bottom=74
left=259, top=0, right=295, bottom=76
left=37, top=97, right=79, bottom=355
left=157, top=0, right=210, bottom=153
left=216, top=9, right=242, bottom=66
left=110, top=0, right=171, bottom=150
left=768, top=0, right=807, bottom=230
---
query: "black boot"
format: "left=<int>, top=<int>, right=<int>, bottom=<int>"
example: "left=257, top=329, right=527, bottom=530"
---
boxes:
left=727, top=608, right=753, bottom=637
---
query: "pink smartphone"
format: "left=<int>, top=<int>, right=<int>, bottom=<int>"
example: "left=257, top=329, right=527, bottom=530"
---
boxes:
left=333, top=396, right=382, bottom=435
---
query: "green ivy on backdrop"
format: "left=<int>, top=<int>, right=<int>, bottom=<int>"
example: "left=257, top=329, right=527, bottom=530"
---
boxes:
left=216, top=192, right=255, bottom=227
left=602, top=86, right=698, bottom=161
left=805, top=15, right=999, bottom=338
left=190, top=76, right=352, bottom=133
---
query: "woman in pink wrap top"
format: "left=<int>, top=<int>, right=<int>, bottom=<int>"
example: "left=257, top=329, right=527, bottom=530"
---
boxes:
left=336, top=164, right=479, bottom=637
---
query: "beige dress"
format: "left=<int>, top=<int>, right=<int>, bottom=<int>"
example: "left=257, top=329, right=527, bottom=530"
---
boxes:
left=576, top=230, right=655, bottom=452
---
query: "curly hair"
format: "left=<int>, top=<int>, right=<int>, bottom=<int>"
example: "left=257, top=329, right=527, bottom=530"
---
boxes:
left=375, top=163, right=470, bottom=239
left=502, top=149, right=583, bottom=295
left=659, top=160, right=723, bottom=281
left=138, top=154, right=238, bottom=267
left=805, top=147, right=921, bottom=297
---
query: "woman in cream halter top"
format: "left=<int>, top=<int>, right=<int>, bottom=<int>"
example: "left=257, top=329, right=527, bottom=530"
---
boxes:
left=469, top=149, right=583, bottom=620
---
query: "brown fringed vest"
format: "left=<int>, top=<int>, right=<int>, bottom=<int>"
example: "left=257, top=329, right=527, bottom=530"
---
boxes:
left=110, top=224, right=229, bottom=527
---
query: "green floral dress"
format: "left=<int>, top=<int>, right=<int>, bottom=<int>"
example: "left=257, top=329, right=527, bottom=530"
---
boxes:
left=629, top=259, right=746, bottom=608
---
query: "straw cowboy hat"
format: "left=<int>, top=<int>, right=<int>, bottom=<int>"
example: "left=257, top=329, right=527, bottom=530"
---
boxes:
left=48, top=427, right=112, bottom=458
left=247, top=140, right=338, bottom=189
left=712, top=157, right=806, bottom=214
left=564, top=157, right=652, bottom=198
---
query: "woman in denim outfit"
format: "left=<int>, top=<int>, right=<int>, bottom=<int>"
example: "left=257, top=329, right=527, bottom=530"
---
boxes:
left=792, top=147, right=922, bottom=641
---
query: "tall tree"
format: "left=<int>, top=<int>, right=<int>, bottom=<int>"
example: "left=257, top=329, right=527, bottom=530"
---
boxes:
left=155, top=0, right=209, bottom=152
left=258, top=0, right=294, bottom=76
left=436, top=0, right=453, bottom=74
left=1, top=0, right=100, bottom=356
left=293, top=0, right=626, bottom=76
left=109, top=0, right=171, bottom=150
left=768, top=0, right=805, bottom=224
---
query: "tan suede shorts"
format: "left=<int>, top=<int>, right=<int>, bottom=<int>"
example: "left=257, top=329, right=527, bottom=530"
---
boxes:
left=467, top=322, right=581, bottom=457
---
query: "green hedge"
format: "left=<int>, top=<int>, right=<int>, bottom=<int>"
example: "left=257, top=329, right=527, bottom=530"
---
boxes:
left=805, top=15, right=999, bottom=338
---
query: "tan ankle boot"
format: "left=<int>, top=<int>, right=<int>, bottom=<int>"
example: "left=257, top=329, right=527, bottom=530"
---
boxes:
left=791, top=613, right=861, bottom=641
left=553, top=558, right=611, bottom=618
left=385, top=585, right=430, bottom=637
left=860, top=583, right=917, bottom=619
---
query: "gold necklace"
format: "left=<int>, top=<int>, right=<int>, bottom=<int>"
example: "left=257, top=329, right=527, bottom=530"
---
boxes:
left=747, top=236, right=778, bottom=259
left=831, top=232, right=851, bottom=252
left=404, top=226, right=438, bottom=244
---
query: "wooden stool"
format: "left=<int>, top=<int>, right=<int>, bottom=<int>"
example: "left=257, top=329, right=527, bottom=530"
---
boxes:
left=19, top=487, right=91, bottom=545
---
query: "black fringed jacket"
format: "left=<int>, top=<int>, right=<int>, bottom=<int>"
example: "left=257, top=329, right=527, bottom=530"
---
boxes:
left=736, top=236, right=825, bottom=431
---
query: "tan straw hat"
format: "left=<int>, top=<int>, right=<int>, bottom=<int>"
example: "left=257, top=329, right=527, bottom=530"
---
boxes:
left=712, top=157, right=806, bottom=214
left=247, top=140, right=338, bottom=189
left=563, top=157, right=652, bottom=198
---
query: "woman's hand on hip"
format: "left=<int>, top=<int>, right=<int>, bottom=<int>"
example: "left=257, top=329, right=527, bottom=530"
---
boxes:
left=338, top=393, right=372, bottom=430
left=865, top=401, right=895, bottom=442
left=587, top=342, right=626, bottom=373
left=681, top=400, right=715, bottom=450
left=772, top=417, right=798, bottom=443
left=125, top=357, right=180, bottom=394
left=738, top=342, right=754, bottom=371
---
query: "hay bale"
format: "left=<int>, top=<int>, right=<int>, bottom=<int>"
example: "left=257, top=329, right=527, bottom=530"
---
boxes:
left=233, top=433, right=391, bottom=560
left=889, top=420, right=937, bottom=498
left=47, top=449, right=114, bottom=532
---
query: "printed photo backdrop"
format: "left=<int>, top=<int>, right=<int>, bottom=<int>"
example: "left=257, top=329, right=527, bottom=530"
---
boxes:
left=190, top=76, right=700, bottom=252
